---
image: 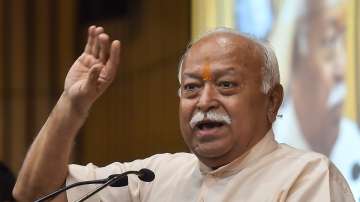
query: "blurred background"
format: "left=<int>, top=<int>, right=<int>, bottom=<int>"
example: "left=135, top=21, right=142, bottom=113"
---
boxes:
left=0, top=0, right=359, bottom=200
left=0, top=0, right=190, bottom=174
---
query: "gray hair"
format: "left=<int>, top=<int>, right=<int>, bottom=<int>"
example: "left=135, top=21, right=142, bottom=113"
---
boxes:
left=178, top=27, right=280, bottom=94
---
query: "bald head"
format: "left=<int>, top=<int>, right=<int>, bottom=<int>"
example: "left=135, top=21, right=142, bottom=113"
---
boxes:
left=178, top=28, right=280, bottom=94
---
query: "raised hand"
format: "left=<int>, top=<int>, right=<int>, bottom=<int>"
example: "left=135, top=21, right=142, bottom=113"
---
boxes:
left=13, top=27, right=121, bottom=201
left=64, top=25, right=121, bottom=114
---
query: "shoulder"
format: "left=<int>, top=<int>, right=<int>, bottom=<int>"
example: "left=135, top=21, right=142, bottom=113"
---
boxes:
left=144, top=152, right=197, bottom=162
left=276, top=143, right=329, bottom=164
left=274, top=144, right=332, bottom=177
left=137, top=152, right=198, bottom=170
left=68, top=152, right=197, bottom=178
left=275, top=145, right=354, bottom=201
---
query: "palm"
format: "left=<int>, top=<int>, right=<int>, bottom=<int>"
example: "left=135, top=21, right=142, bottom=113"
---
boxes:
left=65, top=54, right=102, bottom=98
left=63, top=26, right=120, bottom=110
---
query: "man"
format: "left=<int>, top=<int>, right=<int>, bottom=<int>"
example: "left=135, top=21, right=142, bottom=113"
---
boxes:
left=13, top=26, right=354, bottom=201
left=273, top=0, right=360, bottom=199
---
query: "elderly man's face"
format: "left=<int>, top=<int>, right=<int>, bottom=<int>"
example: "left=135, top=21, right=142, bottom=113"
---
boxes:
left=178, top=33, right=274, bottom=167
left=293, top=6, right=346, bottom=154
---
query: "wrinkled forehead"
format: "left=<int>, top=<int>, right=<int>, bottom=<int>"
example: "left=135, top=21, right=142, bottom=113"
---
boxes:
left=183, top=33, right=264, bottom=70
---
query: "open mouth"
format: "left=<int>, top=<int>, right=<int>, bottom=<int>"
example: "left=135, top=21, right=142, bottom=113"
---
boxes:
left=195, top=120, right=225, bottom=130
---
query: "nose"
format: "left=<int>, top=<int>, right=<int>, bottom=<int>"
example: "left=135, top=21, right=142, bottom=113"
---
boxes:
left=333, top=39, right=346, bottom=83
left=196, top=83, right=219, bottom=112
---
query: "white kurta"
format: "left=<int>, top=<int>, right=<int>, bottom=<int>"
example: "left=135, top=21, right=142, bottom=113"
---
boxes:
left=274, top=98, right=360, bottom=201
left=66, top=130, right=355, bottom=202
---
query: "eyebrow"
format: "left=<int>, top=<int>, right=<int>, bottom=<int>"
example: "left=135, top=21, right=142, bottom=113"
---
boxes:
left=182, top=73, right=202, bottom=80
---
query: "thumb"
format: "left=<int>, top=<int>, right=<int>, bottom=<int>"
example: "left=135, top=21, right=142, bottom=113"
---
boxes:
left=85, top=64, right=103, bottom=90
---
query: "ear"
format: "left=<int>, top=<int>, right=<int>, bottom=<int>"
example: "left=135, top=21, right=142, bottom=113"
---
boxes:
left=267, top=84, right=284, bottom=124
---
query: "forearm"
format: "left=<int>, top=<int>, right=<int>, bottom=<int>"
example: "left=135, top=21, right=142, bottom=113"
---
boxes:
left=13, top=93, right=89, bottom=201
left=13, top=25, right=120, bottom=201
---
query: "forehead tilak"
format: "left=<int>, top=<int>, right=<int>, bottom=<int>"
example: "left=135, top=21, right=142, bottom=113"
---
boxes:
left=201, top=62, right=212, bottom=81
left=182, top=33, right=261, bottom=81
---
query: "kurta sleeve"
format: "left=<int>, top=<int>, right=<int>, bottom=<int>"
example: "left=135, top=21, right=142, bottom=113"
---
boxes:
left=66, top=162, right=141, bottom=202
left=286, top=156, right=355, bottom=202
left=65, top=153, right=174, bottom=202
left=65, top=153, right=196, bottom=202
left=328, top=162, right=355, bottom=202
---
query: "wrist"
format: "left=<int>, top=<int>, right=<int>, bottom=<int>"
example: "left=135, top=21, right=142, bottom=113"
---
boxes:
left=57, top=92, right=91, bottom=120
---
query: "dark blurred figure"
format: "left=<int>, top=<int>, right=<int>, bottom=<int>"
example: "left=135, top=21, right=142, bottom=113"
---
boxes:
left=0, top=162, right=15, bottom=202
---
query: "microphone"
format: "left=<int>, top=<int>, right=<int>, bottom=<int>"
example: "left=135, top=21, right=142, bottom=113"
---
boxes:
left=106, top=169, right=154, bottom=186
left=35, top=169, right=155, bottom=202
left=138, top=168, right=155, bottom=182
left=75, top=169, right=155, bottom=202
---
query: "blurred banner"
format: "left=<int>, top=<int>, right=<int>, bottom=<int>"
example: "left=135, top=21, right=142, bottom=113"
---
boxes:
left=192, top=0, right=360, bottom=200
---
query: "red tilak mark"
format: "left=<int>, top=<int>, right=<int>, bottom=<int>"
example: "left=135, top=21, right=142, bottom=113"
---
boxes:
left=201, top=63, right=212, bottom=81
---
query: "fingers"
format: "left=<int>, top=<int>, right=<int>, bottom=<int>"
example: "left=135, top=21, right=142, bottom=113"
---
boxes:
left=92, top=27, right=104, bottom=57
left=104, top=40, right=121, bottom=81
left=82, top=25, right=121, bottom=78
left=84, top=26, right=95, bottom=54
left=110, top=40, right=121, bottom=67
left=85, top=64, right=103, bottom=90
left=99, top=33, right=110, bottom=64
left=84, top=25, right=104, bottom=56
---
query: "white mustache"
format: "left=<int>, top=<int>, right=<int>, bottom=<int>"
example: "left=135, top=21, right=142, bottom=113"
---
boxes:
left=327, top=82, right=346, bottom=108
left=189, top=110, right=232, bottom=129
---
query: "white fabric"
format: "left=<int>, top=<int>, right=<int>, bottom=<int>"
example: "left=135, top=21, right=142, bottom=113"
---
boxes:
left=66, top=130, right=354, bottom=202
left=274, top=98, right=360, bottom=201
